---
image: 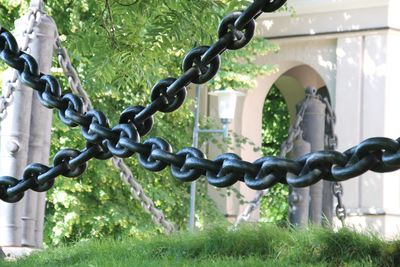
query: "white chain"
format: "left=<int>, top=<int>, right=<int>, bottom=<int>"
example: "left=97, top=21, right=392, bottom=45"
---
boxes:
left=54, top=37, right=174, bottom=234
left=235, top=94, right=312, bottom=226
left=320, top=96, right=346, bottom=227
left=111, top=157, right=174, bottom=234
left=54, top=37, right=92, bottom=113
left=0, top=9, right=42, bottom=121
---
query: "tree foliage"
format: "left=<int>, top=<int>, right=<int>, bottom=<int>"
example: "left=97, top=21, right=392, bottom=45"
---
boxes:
left=0, top=0, right=280, bottom=245
left=260, top=85, right=290, bottom=223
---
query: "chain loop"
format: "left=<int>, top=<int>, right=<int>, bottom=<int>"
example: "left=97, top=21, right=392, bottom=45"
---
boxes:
left=182, top=46, right=221, bottom=84
left=150, top=78, right=187, bottom=113
left=218, top=12, right=255, bottom=50
left=119, top=106, right=154, bottom=137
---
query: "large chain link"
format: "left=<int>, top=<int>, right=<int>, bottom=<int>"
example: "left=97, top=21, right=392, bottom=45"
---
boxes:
left=0, top=8, right=42, bottom=121
left=2, top=0, right=400, bottom=209
left=235, top=92, right=312, bottom=225
left=54, top=37, right=174, bottom=233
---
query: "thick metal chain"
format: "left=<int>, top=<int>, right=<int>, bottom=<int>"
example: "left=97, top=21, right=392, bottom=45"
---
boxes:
left=0, top=0, right=289, bottom=203
left=54, top=37, right=174, bottom=233
left=0, top=9, right=42, bottom=121
left=2, top=0, right=400, bottom=208
left=235, top=93, right=312, bottom=225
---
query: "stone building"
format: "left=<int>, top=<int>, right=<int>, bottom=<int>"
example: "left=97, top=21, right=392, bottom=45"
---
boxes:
left=206, top=0, right=400, bottom=238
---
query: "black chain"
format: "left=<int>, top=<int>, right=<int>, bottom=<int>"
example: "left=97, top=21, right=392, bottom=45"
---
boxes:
left=1, top=0, right=400, bottom=204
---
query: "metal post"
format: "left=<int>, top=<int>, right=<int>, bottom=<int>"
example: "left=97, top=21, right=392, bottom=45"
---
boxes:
left=189, top=85, right=201, bottom=231
left=302, top=87, right=326, bottom=225
left=288, top=135, right=311, bottom=227
left=23, top=7, right=56, bottom=248
left=0, top=15, right=36, bottom=247
left=322, top=181, right=333, bottom=225
left=0, top=2, right=56, bottom=250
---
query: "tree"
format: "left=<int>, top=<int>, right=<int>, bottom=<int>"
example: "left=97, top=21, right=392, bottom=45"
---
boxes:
left=260, top=85, right=290, bottom=223
left=0, top=0, right=280, bottom=245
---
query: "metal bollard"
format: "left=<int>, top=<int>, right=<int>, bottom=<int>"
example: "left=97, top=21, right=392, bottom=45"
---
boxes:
left=0, top=4, right=56, bottom=249
left=288, top=135, right=311, bottom=227
left=0, top=14, right=36, bottom=248
left=23, top=9, right=56, bottom=248
left=301, top=87, right=326, bottom=225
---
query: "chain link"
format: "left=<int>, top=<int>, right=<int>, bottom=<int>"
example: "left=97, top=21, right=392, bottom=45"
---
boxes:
left=2, top=0, right=399, bottom=213
left=0, top=9, right=42, bottom=121
left=111, top=157, right=174, bottom=233
left=54, top=37, right=174, bottom=233
left=235, top=93, right=312, bottom=225
left=332, top=182, right=346, bottom=227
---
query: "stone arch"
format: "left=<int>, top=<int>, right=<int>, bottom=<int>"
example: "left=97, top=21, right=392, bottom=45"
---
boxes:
left=236, top=61, right=332, bottom=220
left=239, top=62, right=329, bottom=159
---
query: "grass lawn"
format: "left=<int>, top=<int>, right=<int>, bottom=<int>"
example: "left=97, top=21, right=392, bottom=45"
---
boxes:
left=1, top=224, right=400, bottom=267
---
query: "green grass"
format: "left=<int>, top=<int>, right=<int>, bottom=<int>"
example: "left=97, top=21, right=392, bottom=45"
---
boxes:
left=2, top=224, right=400, bottom=266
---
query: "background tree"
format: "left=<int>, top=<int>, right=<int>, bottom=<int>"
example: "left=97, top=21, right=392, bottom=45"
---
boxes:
left=0, top=0, right=282, bottom=245
left=260, top=85, right=290, bottom=223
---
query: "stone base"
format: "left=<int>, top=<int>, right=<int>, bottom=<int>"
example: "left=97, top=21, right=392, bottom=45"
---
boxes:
left=0, top=247, right=40, bottom=260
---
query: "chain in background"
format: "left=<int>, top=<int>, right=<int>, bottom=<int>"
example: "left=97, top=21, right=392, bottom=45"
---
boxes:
left=54, top=37, right=174, bottom=234
left=236, top=94, right=346, bottom=227
left=235, top=93, right=312, bottom=225
left=0, top=8, right=42, bottom=121
left=322, top=96, right=346, bottom=227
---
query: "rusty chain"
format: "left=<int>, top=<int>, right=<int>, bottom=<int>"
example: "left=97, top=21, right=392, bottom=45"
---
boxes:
left=54, top=37, right=174, bottom=233
left=0, top=8, right=42, bottom=121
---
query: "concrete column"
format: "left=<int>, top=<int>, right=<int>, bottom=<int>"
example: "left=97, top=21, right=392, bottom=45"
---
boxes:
left=0, top=5, right=56, bottom=250
left=322, top=180, right=333, bottom=225
left=22, top=11, right=56, bottom=247
left=0, top=15, right=36, bottom=247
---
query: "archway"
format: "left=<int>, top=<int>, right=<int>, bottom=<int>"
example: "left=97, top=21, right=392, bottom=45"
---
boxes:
left=237, top=63, right=331, bottom=221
